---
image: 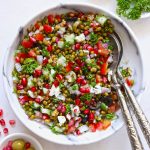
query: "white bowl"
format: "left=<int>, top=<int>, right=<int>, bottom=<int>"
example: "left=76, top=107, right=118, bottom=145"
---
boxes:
left=3, top=2, right=144, bottom=145
left=0, top=133, right=43, bottom=150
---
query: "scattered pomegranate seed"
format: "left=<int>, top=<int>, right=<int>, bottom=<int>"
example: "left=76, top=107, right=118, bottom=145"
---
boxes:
left=76, top=129, right=81, bottom=135
left=81, top=79, right=87, bottom=86
left=21, top=77, right=27, bottom=87
left=75, top=99, right=81, bottom=106
left=3, top=128, right=8, bottom=134
left=61, top=105, right=66, bottom=113
left=75, top=43, right=81, bottom=50
left=53, top=80, right=59, bottom=87
left=42, top=114, right=50, bottom=120
left=44, top=83, right=50, bottom=89
left=0, top=119, right=6, bottom=126
left=87, top=45, right=93, bottom=51
left=56, top=74, right=63, bottom=81
left=88, top=112, right=95, bottom=122
left=48, top=15, right=54, bottom=24
left=43, top=24, right=52, bottom=33
left=76, top=77, right=83, bottom=84
left=35, top=98, right=41, bottom=104
left=43, top=58, right=48, bottom=65
left=9, top=120, right=16, bottom=126
left=30, top=86, right=36, bottom=92
left=47, top=45, right=52, bottom=52
left=29, top=36, right=36, bottom=43
left=0, top=109, right=3, bottom=117
left=16, top=84, right=24, bottom=90
left=34, top=69, right=42, bottom=77
left=74, top=66, right=81, bottom=72
left=84, top=109, right=90, bottom=115
left=25, top=142, right=31, bottom=149
left=68, top=119, right=75, bottom=127
left=8, top=141, right=13, bottom=147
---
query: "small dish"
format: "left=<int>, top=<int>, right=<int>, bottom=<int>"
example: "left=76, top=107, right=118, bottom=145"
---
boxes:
left=0, top=133, right=43, bottom=150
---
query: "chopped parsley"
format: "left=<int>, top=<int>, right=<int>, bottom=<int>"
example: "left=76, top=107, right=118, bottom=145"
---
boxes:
left=80, top=93, right=93, bottom=101
left=42, top=48, right=49, bottom=57
left=90, top=32, right=98, bottom=45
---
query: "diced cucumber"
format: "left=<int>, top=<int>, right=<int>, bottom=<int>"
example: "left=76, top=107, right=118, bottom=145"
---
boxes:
left=51, top=126, right=65, bottom=133
left=31, top=102, right=40, bottom=110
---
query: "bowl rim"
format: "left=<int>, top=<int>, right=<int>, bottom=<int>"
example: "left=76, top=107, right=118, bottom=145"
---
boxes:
left=2, top=2, right=145, bottom=145
left=0, top=133, right=43, bottom=150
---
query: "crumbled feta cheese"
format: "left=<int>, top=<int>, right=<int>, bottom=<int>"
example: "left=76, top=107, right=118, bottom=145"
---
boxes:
left=78, top=125, right=89, bottom=133
left=49, top=84, right=60, bottom=97
left=57, top=56, right=66, bottom=66
left=108, top=70, right=113, bottom=82
left=43, top=88, right=48, bottom=94
left=28, top=90, right=35, bottom=98
left=75, top=33, right=85, bottom=42
left=35, top=30, right=40, bottom=34
left=108, top=55, right=113, bottom=63
left=96, top=16, right=107, bottom=25
left=58, top=41, right=64, bottom=48
left=57, top=94, right=65, bottom=101
left=101, top=87, right=111, bottom=93
left=58, top=116, right=66, bottom=126
left=12, top=76, right=18, bottom=82
left=64, top=34, right=75, bottom=44
left=15, top=63, right=22, bottom=72
left=57, top=27, right=66, bottom=35
left=90, top=84, right=102, bottom=94
left=37, top=55, right=43, bottom=64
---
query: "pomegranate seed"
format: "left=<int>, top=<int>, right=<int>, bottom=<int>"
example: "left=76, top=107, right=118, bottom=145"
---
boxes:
left=42, top=114, right=50, bottom=120
left=43, top=58, right=48, bottom=65
left=3, top=128, right=8, bottom=134
left=75, top=99, right=81, bottom=105
left=30, top=86, right=36, bottom=92
left=19, top=95, right=29, bottom=104
left=43, top=24, right=52, bottom=33
left=29, top=36, right=36, bottom=43
left=47, top=45, right=52, bottom=52
left=8, top=140, right=13, bottom=146
left=56, top=74, right=63, bottom=81
left=15, top=56, right=20, bottom=63
left=55, top=15, right=61, bottom=22
left=87, top=45, right=93, bottom=51
left=74, top=66, right=81, bottom=72
left=88, top=112, right=95, bottom=122
left=79, top=87, right=85, bottom=93
left=102, top=76, right=107, bottom=83
left=34, top=69, right=42, bottom=77
left=61, top=105, right=66, bottom=113
left=44, top=83, right=50, bottom=89
left=16, top=84, right=24, bottom=90
left=53, top=80, right=59, bottom=87
left=83, top=44, right=89, bottom=49
left=0, top=109, right=3, bottom=117
left=0, top=119, right=6, bottom=126
left=9, top=120, right=16, bottom=126
left=84, top=109, right=90, bottom=115
left=76, top=129, right=81, bottom=135
left=35, top=98, right=41, bottom=103
left=85, top=88, right=90, bottom=93
left=76, top=77, right=83, bottom=84
left=57, top=105, right=62, bottom=112
left=25, top=142, right=31, bottom=149
left=4, top=146, right=12, bottom=150
left=48, top=15, right=54, bottom=24
left=68, top=119, right=75, bottom=127
left=84, top=30, right=89, bottom=36
left=21, top=77, right=27, bottom=87
left=75, top=43, right=80, bottom=50
left=21, top=39, right=33, bottom=49
left=81, top=79, right=87, bottom=86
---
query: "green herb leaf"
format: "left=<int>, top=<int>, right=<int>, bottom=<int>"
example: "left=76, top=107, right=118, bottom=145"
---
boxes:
left=42, top=48, right=49, bottom=57
left=71, top=84, right=79, bottom=90
left=80, top=94, right=93, bottom=101
left=90, top=32, right=98, bottom=45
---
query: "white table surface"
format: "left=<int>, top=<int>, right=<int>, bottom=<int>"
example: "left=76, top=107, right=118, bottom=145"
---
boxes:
left=0, top=0, right=150, bottom=149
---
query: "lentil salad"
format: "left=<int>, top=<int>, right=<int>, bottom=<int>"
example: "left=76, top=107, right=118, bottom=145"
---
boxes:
left=12, top=12, right=133, bottom=135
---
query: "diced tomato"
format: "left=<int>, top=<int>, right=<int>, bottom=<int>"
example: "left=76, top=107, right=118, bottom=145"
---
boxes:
left=17, top=52, right=28, bottom=59
left=98, top=49, right=109, bottom=57
left=34, top=33, right=44, bottom=41
left=96, top=74, right=102, bottom=83
left=79, top=87, right=90, bottom=93
left=126, top=78, right=134, bottom=87
left=89, top=123, right=96, bottom=132
left=102, top=120, right=111, bottom=130
left=100, top=62, right=108, bottom=75
left=43, top=24, right=52, bottom=33
left=21, top=77, right=27, bottom=87
left=53, top=80, right=59, bottom=87
left=56, top=74, right=63, bottom=81
left=55, top=15, right=61, bottom=22
left=48, top=15, right=54, bottom=24
left=21, top=39, right=33, bottom=48
left=96, top=122, right=103, bottom=130
left=16, top=84, right=24, bottom=90
left=67, top=126, right=75, bottom=134
left=28, top=50, right=36, bottom=58
left=34, top=22, right=40, bottom=29
left=108, top=104, right=116, bottom=113
left=15, top=56, right=21, bottom=63
left=43, top=58, right=48, bottom=65
left=47, top=45, right=52, bottom=52
left=66, top=62, right=74, bottom=72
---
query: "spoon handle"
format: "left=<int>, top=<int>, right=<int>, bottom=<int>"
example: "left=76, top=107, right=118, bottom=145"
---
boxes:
left=112, top=74, right=143, bottom=150
left=117, top=70, right=150, bottom=148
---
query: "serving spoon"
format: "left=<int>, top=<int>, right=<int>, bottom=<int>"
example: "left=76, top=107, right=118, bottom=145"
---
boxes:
left=109, top=32, right=144, bottom=150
